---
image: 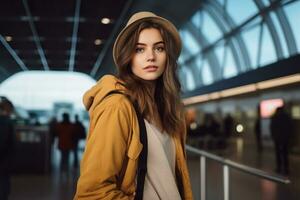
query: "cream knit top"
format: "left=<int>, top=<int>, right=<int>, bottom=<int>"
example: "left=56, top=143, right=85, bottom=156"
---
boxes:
left=143, top=120, right=181, bottom=200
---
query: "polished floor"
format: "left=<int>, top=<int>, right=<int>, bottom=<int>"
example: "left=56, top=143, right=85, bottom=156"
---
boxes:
left=10, top=147, right=80, bottom=200
left=187, top=138, right=300, bottom=200
left=8, top=138, right=300, bottom=200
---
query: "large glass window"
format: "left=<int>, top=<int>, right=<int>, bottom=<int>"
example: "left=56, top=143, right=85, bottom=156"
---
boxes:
left=178, top=46, right=191, bottom=65
left=284, top=1, right=300, bottom=54
left=180, top=29, right=201, bottom=55
left=178, top=0, right=300, bottom=93
left=192, top=11, right=222, bottom=43
left=222, top=46, right=238, bottom=78
left=215, top=44, right=225, bottom=67
left=201, top=60, right=213, bottom=85
left=242, top=26, right=261, bottom=69
left=178, top=67, right=187, bottom=91
left=261, top=0, right=271, bottom=7
left=227, top=0, right=258, bottom=25
left=195, top=55, right=204, bottom=73
left=269, top=11, right=289, bottom=58
left=0, top=71, right=96, bottom=110
left=180, top=66, right=196, bottom=91
left=260, top=24, right=277, bottom=67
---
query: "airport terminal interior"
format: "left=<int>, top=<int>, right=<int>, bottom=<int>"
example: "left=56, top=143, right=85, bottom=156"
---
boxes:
left=1, top=0, right=300, bottom=199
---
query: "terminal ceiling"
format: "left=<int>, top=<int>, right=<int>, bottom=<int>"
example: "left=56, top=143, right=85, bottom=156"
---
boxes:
left=0, top=0, right=299, bottom=94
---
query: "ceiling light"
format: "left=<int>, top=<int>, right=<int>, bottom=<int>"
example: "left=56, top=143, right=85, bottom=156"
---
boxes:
left=5, top=36, right=13, bottom=42
left=182, top=73, right=300, bottom=106
left=182, top=94, right=209, bottom=105
left=256, top=74, right=300, bottom=89
left=101, top=18, right=111, bottom=24
left=220, top=84, right=256, bottom=98
left=94, top=39, right=102, bottom=45
left=209, top=92, right=220, bottom=100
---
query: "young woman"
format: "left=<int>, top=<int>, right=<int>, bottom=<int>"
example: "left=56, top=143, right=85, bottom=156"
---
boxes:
left=74, top=11, right=193, bottom=200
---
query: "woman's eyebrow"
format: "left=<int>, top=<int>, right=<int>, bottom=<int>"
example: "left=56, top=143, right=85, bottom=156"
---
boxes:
left=136, top=41, right=164, bottom=46
left=154, top=41, right=164, bottom=45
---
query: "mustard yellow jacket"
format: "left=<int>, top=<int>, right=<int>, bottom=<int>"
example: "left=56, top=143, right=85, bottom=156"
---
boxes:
left=74, top=75, right=193, bottom=200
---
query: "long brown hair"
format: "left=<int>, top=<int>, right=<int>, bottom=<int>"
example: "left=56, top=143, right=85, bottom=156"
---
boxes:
left=115, top=20, right=184, bottom=135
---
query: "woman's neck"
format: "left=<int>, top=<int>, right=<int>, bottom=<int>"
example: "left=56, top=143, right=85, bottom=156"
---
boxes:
left=149, top=82, right=156, bottom=99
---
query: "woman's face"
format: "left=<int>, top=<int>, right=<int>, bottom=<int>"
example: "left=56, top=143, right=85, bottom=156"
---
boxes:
left=131, top=28, right=167, bottom=81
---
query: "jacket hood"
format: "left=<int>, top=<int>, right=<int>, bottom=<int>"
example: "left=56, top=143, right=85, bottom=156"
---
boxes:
left=83, top=75, right=125, bottom=113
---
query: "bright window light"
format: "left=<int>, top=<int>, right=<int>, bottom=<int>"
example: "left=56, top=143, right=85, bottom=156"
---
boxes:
left=0, top=71, right=96, bottom=110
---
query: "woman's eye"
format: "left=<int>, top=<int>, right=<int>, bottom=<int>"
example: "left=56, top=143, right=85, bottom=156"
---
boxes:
left=135, top=47, right=144, bottom=53
left=155, top=46, right=165, bottom=52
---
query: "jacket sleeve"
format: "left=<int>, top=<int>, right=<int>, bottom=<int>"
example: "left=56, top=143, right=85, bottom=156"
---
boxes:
left=74, top=103, right=134, bottom=200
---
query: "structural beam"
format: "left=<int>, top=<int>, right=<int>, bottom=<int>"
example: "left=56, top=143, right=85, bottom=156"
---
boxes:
left=0, top=34, right=29, bottom=71
left=90, top=0, right=134, bottom=78
left=22, top=0, right=49, bottom=70
left=68, top=0, right=81, bottom=71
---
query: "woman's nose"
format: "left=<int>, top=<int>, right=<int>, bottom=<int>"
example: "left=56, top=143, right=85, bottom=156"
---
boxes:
left=146, top=49, right=155, bottom=61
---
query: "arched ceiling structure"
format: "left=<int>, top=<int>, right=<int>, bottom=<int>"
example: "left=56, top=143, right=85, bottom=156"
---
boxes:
left=1, top=0, right=300, bottom=96
left=177, top=0, right=299, bottom=92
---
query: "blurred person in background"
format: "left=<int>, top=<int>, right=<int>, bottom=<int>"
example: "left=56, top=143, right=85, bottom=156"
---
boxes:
left=72, top=114, right=86, bottom=169
left=254, top=116, right=263, bottom=152
left=254, top=105, right=263, bottom=152
left=55, top=112, right=75, bottom=173
left=222, top=114, right=234, bottom=149
left=270, top=106, right=292, bottom=175
left=223, top=114, right=234, bottom=139
left=48, top=116, right=58, bottom=145
left=0, top=96, right=15, bottom=200
left=205, top=114, right=221, bottom=150
left=48, top=116, right=58, bottom=169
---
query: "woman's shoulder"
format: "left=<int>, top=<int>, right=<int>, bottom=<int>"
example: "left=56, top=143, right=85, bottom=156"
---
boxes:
left=104, top=92, right=132, bottom=107
left=87, top=92, right=135, bottom=129
left=94, top=92, right=134, bottom=116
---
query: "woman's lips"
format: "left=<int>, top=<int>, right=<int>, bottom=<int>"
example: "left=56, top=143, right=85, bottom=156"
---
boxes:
left=144, top=65, right=158, bottom=72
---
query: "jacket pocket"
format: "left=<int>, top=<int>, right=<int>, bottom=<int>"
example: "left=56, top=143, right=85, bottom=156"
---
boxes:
left=127, top=138, right=143, bottom=160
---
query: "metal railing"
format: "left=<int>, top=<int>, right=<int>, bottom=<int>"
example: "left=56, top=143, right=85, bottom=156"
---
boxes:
left=186, top=145, right=291, bottom=200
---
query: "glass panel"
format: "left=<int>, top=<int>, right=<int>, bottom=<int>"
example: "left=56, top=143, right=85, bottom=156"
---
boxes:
left=214, top=41, right=238, bottom=77
left=189, top=56, right=203, bottom=88
left=191, top=11, right=202, bottom=28
left=195, top=55, right=203, bottom=72
left=215, top=43, right=225, bottom=69
left=202, top=60, right=213, bottom=85
left=227, top=0, right=258, bottom=25
left=179, top=29, right=201, bottom=55
left=242, top=25, right=260, bottom=69
left=284, top=0, right=300, bottom=53
left=270, top=11, right=289, bottom=58
left=260, top=23, right=277, bottom=67
left=203, top=11, right=223, bottom=43
left=178, top=67, right=188, bottom=92
left=178, top=51, right=187, bottom=65
left=223, top=46, right=238, bottom=78
left=191, top=11, right=223, bottom=43
left=184, top=66, right=196, bottom=91
left=261, top=0, right=271, bottom=7
left=216, top=0, right=224, bottom=5
left=179, top=39, right=195, bottom=64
